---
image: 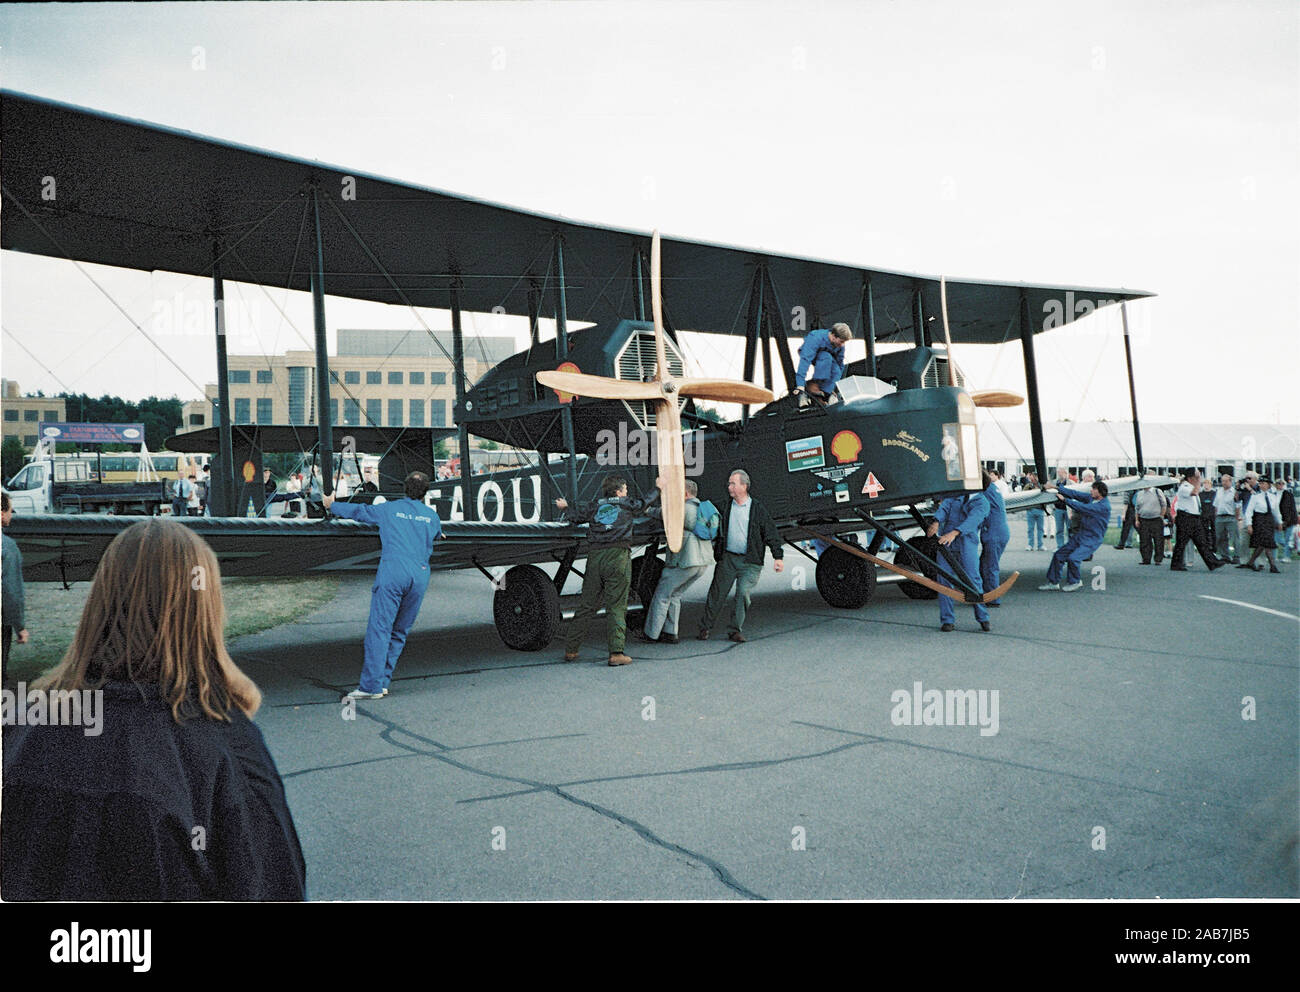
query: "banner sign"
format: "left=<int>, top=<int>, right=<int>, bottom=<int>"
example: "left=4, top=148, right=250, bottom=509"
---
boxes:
left=38, top=423, right=146, bottom=445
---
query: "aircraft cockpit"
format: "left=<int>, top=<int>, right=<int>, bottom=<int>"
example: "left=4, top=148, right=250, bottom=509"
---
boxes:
left=758, top=375, right=898, bottom=418
left=835, top=376, right=898, bottom=405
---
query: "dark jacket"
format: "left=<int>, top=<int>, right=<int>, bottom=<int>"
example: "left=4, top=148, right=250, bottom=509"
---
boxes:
left=714, top=496, right=783, bottom=566
left=563, top=491, right=660, bottom=550
left=1279, top=489, right=1298, bottom=528
left=2, top=533, right=24, bottom=630
left=1198, top=488, right=1216, bottom=518
left=2, top=681, right=306, bottom=901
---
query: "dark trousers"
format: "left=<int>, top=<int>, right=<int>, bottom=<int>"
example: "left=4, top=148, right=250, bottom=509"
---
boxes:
left=1138, top=517, right=1164, bottom=563
left=566, top=547, right=631, bottom=654
left=1172, top=513, right=1217, bottom=569
left=2, top=625, right=12, bottom=682
left=700, top=552, right=764, bottom=635
left=1117, top=504, right=1136, bottom=548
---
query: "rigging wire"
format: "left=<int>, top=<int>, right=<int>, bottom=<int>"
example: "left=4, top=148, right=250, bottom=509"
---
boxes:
left=2, top=187, right=212, bottom=400
left=2, top=326, right=77, bottom=396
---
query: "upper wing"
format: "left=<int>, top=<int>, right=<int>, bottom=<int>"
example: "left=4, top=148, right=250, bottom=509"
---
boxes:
left=2, top=90, right=1152, bottom=343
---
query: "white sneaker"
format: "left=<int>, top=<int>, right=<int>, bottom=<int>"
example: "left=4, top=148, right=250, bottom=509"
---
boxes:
left=343, top=688, right=385, bottom=700
left=1060, top=581, right=1084, bottom=592
left=1037, top=582, right=1061, bottom=591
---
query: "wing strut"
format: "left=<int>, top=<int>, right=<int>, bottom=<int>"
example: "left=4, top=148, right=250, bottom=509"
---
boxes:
left=309, top=184, right=335, bottom=496
left=451, top=281, right=475, bottom=520
left=212, top=241, right=236, bottom=517
left=553, top=235, right=580, bottom=501
left=1018, top=290, right=1049, bottom=482
left=1120, top=302, right=1146, bottom=475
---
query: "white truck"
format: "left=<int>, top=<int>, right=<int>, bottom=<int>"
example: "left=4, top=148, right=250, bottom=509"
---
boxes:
left=3, top=444, right=167, bottom=515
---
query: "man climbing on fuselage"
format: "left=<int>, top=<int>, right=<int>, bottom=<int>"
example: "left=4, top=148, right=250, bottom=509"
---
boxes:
left=795, top=323, right=852, bottom=401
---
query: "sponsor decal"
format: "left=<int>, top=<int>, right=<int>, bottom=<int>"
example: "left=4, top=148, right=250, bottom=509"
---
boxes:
left=786, top=435, right=825, bottom=472
left=882, top=428, right=931, bottom=462
left=552, top=361, right=580, bottom=403
left=861, top=472, right=885, bottom=498
left=809, top=481, right=851, bottom=504
left=830, top=430, right=862, bottom=464
left=812, top=463, right=861, bottom=483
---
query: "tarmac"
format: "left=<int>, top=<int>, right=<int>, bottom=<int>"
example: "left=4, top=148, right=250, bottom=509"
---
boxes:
left=230, top=544, right=1300, bottom=901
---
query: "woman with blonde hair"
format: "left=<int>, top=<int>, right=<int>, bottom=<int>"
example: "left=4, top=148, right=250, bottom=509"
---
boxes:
left=2, top=518, right=306, bottom=900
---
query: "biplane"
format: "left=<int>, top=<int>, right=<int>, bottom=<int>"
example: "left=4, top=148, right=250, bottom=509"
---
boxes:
left=1, top=91, right=1162, bottom=650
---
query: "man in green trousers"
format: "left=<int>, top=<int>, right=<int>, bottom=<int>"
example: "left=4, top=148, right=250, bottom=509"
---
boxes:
left=556, top=475, right=660, bottom=666
left=698, top=469, right=784, bottom=643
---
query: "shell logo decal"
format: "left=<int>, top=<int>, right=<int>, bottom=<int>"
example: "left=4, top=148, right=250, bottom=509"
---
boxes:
left=553, top=362, right=580, bottom=404
left=830, top=430, right=862, bottom=465
left=242, top=461, right=256, bottom=483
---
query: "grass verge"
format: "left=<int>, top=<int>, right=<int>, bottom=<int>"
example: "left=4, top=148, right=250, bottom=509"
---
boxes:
left=5, top=576, right=340, bottom=684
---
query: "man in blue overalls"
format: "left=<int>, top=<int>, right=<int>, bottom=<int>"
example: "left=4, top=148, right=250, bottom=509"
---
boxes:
left=325, top=472, right=443, bottom=700
left=979, top=469, right=1011, bottom=608
left=795, top=323, right=852, bottom=401
left=1040, top=480, right=1111, bottom=592
left=927, top=490, right=991, bottom=632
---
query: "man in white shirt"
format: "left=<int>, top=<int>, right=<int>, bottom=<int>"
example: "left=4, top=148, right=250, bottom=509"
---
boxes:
left=1170, top=470, right=1223, bottom=572
left=1211, top=473, right=1241, bottom=563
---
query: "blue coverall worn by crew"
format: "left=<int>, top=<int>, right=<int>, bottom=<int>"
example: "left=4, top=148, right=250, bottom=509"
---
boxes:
left=1045, top=486, right=1110, bottom=588
left=979, top=478, right=1011, bottom=607
left=932, top=492, right=989, bottom=629
left=795, top=328, right=848, bottom=395
left=329, top=492, right=443, bottom=695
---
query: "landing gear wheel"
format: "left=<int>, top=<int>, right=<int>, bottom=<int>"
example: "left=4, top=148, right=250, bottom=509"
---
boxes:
left=897, top=536, right=940, bottom=600
left=815, top=545, right=877, bottom=608
left=493, top=563, right=560, bottom=651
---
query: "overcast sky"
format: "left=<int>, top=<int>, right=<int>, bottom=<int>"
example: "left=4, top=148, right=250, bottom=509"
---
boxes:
left=1, top=1, right=1296, bottom=438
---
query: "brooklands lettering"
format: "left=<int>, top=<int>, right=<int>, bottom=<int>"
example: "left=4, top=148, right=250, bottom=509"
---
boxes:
left=881, top=432, right=930, bottom=462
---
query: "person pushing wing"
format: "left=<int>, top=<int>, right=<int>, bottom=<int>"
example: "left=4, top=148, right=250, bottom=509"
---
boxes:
left=325, top=472, right=443, bottom=699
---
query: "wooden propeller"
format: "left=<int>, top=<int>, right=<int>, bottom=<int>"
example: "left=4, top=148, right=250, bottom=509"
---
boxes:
left=535, top=230, right=775, bottom=552
left=970, top=390, right=1024, bottom=408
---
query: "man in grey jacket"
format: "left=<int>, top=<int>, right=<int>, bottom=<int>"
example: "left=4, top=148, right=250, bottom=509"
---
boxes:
left=2, top=491, right=29, bottom=682
left=639, top=479, right=715, bottom=643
